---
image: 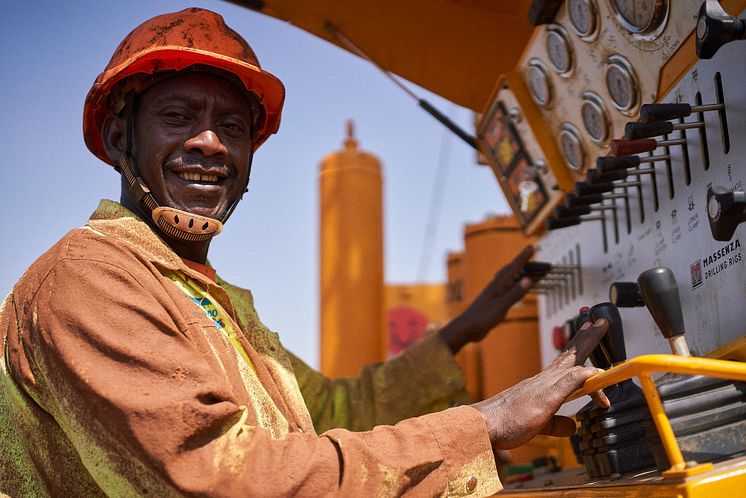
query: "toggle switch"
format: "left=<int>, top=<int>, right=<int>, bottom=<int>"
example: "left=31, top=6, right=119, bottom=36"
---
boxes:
left=596, top=155, right=669, bottom=174
left=696, top=0, right=746, bottom=59
left=707, top=185, right=746, bottom=241
left=611, top=138, right=686, bottom=156
left=640, top=102, right=724, bottom=123
left=609, top=282, right=644, bottom=308
left=523, top=261, right=579, bottom=277
left=625, top=121, right=703, bottom=140
left=637, top=267, right=691, bottom=356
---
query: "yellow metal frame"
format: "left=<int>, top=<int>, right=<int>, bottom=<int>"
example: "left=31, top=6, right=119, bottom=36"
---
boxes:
left=569, top=355, right=746, bottom=479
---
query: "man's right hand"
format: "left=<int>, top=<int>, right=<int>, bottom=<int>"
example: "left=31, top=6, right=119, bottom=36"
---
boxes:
left=472, top=318, right=610, bottom=451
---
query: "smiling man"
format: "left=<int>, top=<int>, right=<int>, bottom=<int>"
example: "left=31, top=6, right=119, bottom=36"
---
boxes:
left=0, top=8, right=608, bottom=497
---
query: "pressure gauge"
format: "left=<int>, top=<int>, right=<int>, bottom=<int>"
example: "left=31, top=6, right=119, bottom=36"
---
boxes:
left=604, top=55, right=639, bottom=114
left=580, top=92, right=610, bottom=145
left=559, top=123, right=585, bottom=171
left=545, top=25, right=573, bottom=76
left=526, top=59, right=553, bottom=108
left=611, top=0, right=669, bottom=37
left=568, top=0, right=598, bottom=39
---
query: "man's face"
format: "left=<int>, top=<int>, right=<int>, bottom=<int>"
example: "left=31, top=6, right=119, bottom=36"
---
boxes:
left=132, top=72, right=255, bottom=221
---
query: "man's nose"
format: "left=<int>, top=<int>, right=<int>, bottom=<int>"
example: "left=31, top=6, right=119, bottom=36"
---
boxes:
left=184, top=129, right=228, bottom=158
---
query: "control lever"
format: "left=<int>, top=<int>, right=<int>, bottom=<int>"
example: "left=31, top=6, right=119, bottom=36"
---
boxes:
left=609, top=282, right=644, bottom=308
left=640, top=102, right=724, bottom=123
left=565, top=192, right=627, bottom=208
left=523, top=261, right=579, bottom=278
left=596, top=155, right=669, bottom=173
left=610, top=138, right=685, bottom=156
left=575, top=180, right=640, bottom=197
left=573, top=307, right=611, bottom=369
left=625, top=121, right=703, bottom=140
left=696, top=0, right=746, bottom=59
left=637, top=267, right=692, bottom=356
left=707, top=185, right=746, bottom=241
left=546, top=214, right=604, bottom=230
left=554, top=204, right=614, bottom=218
left=586, top=167, right=655, bottom=185
left=590, top=302, right=627, bottom=366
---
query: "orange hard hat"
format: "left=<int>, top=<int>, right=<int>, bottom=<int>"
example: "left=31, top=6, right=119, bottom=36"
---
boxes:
left=83, top=8, right=285, bottom=165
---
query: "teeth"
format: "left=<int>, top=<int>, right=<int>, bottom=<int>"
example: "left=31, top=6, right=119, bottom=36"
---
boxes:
left=178, top=172, right=219, bottom=183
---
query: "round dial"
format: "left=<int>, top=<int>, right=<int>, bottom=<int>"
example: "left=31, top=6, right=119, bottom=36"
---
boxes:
left=568, top=0, right=598, bottom=38
left=604, top=55, right=638, bottom=113
left=580, top=92, right=610, bottom=144
left=559, top=123, right=585, bottom=171
left=611, top=0, right=668, bottom=34
left=526, top=60, right=553, bottom=107
left=545, top=26, right=573, bottom=75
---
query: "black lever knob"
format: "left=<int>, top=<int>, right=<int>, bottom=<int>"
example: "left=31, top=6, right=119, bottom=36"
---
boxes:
left=555, top=205, right=592, bottom=218
left=547, top=216, right=582, bottom=230
left=590, top=302, right=627, bottom=365
left=637, top=267, right=691, bottom=356
left=696, top=0, right=746, bottom=59
left=707, top=185, right=746, bottom=241
left=587, top=169, right=628, bottom=185
left=523, top=261, right=553, bottom=277
left=609, top=282, right=644, bottom=308
left=596, top=156, right=641, bottom=173
left=625, top=121, right=675, bottom=140
left=565, top=193, right=604, bottom=207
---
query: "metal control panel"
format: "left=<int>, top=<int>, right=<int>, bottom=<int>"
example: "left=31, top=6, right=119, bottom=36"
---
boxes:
left=538, top=38, right=745, bottom=384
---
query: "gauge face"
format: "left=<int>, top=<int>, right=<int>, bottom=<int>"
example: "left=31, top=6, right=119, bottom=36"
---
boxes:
left=611, top=0, right=668, bottom=34
left=559, top=124, right=585, bottom=170
left=604, top=56, right=638, bottom=112
left=581, top=93, right=609, bottom=144
left=568, top=0, right=597, bottom=38
left=526, top=61, right=552, bottom=107
left=545, top=27, right=573, bottom=74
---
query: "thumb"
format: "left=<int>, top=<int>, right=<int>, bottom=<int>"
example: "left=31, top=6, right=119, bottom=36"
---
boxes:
left=539, top=415, right=577, bottom=437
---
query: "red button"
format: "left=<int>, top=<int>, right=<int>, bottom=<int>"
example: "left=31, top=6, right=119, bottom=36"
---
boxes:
left=552, top=325, right=567, bottom=349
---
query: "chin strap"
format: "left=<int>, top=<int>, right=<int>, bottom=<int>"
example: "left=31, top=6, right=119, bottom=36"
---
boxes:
left=118, top=154, right=224, bottom=242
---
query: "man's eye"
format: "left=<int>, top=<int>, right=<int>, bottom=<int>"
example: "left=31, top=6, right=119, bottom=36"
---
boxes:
left=161, top=111, right=191, bottom=122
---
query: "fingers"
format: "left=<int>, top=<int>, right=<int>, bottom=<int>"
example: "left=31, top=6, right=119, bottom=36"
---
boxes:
left=551, top=365, right=603, bottom=404
left=590, top=388, right=610, bottom=409
left=539, top=415, right=577, bottom=438
left=489, top=246, right=535, bottom=293
left=560, top=319, right=608, bottom=367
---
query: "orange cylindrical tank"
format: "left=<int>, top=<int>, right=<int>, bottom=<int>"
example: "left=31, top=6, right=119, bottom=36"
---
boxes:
left=447, top=251, right=483, bottom=400
left=319, top=122, right=384, bottom=377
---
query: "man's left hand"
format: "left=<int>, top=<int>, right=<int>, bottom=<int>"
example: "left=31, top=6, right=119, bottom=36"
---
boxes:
left=438, top=246, right=534, bottom=354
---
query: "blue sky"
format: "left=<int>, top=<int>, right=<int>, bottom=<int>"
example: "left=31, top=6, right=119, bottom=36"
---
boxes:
left=0, top=0, right=509, bottom=367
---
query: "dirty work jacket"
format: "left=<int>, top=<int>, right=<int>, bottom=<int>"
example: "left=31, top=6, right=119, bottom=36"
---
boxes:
left=0, top=200, right=500, bottom=497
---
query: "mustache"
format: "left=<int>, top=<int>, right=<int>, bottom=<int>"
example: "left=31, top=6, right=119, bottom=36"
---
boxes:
left=164, top=155, right=229, bottom=172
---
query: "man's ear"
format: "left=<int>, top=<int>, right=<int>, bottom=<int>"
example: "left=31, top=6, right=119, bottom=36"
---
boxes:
left=101, top=112, right=126, bottom=165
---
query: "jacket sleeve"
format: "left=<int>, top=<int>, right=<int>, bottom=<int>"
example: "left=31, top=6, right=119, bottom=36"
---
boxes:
left=10, top=257, right=499, bottom=497
left=289, top=333, right=472, bottom=433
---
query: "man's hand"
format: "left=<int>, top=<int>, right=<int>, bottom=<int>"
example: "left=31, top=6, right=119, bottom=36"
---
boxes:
left=472, top=319, right=610, bottom=450
left=439, top=246, right=535, bottom=354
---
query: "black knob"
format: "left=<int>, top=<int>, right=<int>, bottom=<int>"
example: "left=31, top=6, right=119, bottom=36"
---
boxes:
left=625, top=121, right=675, bottom=140
left=524, top=261, right=553, bottom=277
left=609, top=282, right=644, bottom=308
left=587, top=169, right=627, bottom=185
left=575, top=181, right=616, bottom=196
left=547, top=216, right=582, bottom=230
left=637, top=267, right=685, bottom=340
left=555, top=205, right=592, bottom=218
left=596, top=156, right=641, bottom=174
left=640, top=103, right=693, bottom=123
left=707, top=185, right=746, bottom=241
left=696, top=0, right=746, bottom=59
left=590, top=302, right=627, bottom=365
left=566, top=193, right=604, bottom=207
